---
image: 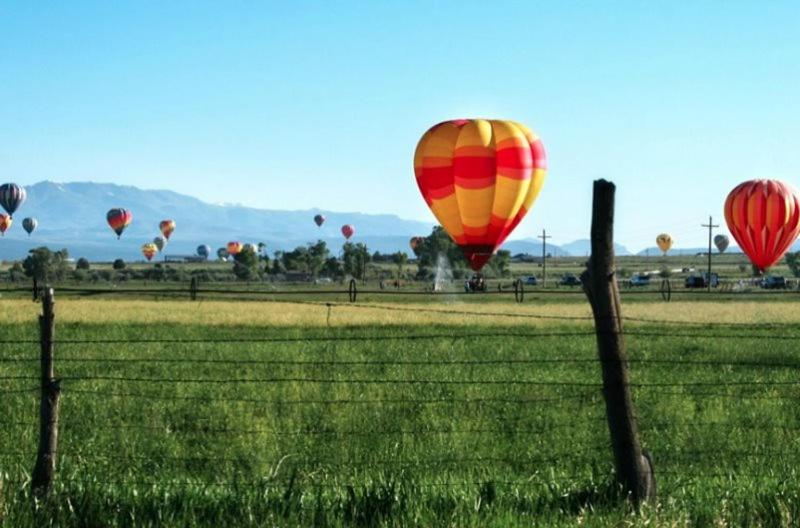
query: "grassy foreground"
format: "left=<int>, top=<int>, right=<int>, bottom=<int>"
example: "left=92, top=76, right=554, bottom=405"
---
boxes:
left=1, top=296, right=800, bottom=526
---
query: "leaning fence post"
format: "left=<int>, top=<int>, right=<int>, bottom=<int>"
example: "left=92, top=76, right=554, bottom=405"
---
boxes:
left=581, top=180, right=655, bottom=506
left=31, top=287, right=60, bottom=495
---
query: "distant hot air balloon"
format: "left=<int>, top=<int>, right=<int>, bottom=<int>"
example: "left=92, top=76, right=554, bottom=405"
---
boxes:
left=724, top=179, right=800, bottom=271
left=656, top=234, right=673, bottom=255
left=409, top=236, right=424, bottom=253
left=0, top=214, right=11, bottom=236
left=714, top=234, right=730, bottom=254
left=341, top=224, right=355, bottom=240
left=22, top=217, right=37, bottom=236
left=0, top=183, right=26, bottom=217
left=227, top=241, right=242, bottom=255
left=257, top=242, right=266, bottom=255
left=141, top=243, right=158, bottom=262
left=197, top=245, right=211, bottom=259
left=159, top=220, right=176, bottom=240
left=217, top=247, right=229, bottom=260
left=153, top=236, right=166, bottom=252
left=107, top=208, right=132, bottom=239
left=414, top=119, right=546, bottom=270
left=314, top=214, right=326, bottom=227
left=242, top=243, right=256, bottom=253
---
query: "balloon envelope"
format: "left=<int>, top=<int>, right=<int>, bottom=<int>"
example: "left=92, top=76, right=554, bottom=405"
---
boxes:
left=724, top=179, right=800, bottom=271
left=217, top=247, right=229, bottom=260
left=22, top=217, right=37, bottom=235
left=159, top=220, right=176, bottom=240
left=197, top=245, right=211, bottom=258
left=107, top=208, right=132, bottom=238
left=141, top=243, right=158, bottom=261
left=314, top=214, right=325, bottom=227
left=409, top=236, right=424, bottom=253
left=153, top=236, right=166, bottom=252
left=341, top=224, right=355, bottom=240
left=0, top=183, right=26, bottom=216
left=713, top=234, right=729, bottom=253
left=414, top=119, right=546, bottom=270
left=0, top=214, right=11, bottom=235
left=656, top=234, right=673, bottom=254
left=227, top=241, right=242, bottom=255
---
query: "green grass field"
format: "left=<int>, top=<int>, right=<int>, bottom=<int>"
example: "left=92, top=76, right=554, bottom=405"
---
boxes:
left=1, top=292, right=800, bottom=526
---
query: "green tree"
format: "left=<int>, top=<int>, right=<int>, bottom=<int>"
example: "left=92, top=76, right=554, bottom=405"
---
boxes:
left=112, top=258, right=126, bottom=270
left=76, top=257, right=90, bottom=270
left=9, top=262, right=26, bottom=282
left=321, top=257, right=343, bottom=279
left=342, top=242, right=371, bottom=279
left=233, top=246, right=260, bottom=280
left=306, top=240, right=329, bottom=278
left=271, top=251, right=286, bottom=275
left=391, top=251, right=408, bottom=279
left=785, top=252, right=800, bottom=277
left=416, top=226, right=467, bottom=273
left=485, top=250, right=511, bottom=277
left=22, top=247, right=71, bottom=283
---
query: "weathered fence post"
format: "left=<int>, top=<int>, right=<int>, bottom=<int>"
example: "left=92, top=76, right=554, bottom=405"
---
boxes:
left=190, top=276, right=199, bottom=301
left=31, top=287, right=60, bottom=495
left=581, top=180, right=655, bottom=506
left=32, top=278, right=39, bottom=302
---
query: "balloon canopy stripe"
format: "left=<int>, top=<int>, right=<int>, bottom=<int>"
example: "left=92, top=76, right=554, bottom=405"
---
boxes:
left=415, top=119, right=547, bottom=270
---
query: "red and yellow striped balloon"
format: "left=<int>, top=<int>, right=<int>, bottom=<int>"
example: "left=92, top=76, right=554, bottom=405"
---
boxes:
left=724, top=179, right=800, bottom=271
left=106, top=208, right=132, bottom=239
left=414, top=119, right=546, bottom=270
left=0, top=214, right=11, bottom=236
left=226, top=241, right=243, bottom=255
left=159, top=220, right=176, bottom=240
left=141, top=243, right=158, bottom=261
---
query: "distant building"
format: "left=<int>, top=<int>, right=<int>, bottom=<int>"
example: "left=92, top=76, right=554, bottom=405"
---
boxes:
left=164, top=255, right=206, bottom=263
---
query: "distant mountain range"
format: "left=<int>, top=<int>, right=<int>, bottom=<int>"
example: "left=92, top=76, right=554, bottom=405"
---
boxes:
left=0, top=181, right=796, bottom=262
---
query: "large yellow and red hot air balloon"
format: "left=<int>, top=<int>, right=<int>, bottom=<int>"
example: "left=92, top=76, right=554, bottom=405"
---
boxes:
left=0, top=214, right=11, bottom=236
left=724, top=179, right=800, bottom=271
left=141, top=243, right=158, bottom=261
left=656, top=233, right=673, bottom=255
left=159, top=220, right=176, bottom=240
left=414, top=119, right=546, bottom=270
left=227, top=241, right=243, bottom=255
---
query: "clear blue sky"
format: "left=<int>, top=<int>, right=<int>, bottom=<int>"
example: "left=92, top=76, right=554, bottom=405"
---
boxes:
left=2, top=1, right=799, bottom=251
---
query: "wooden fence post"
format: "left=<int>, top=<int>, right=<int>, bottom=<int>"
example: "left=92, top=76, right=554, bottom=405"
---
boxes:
left=31, top=287, right=60, bottom=495
left=190, top=276, right=199, bottom=301
left=581, top=180, right=655, bottom=506
left=32, top=278, right=39, bottom=302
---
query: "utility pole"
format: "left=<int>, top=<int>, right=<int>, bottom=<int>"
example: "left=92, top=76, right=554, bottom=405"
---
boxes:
left=538, top=229, right=551, bottom=287
left=701, top=216, right=719, bottom=292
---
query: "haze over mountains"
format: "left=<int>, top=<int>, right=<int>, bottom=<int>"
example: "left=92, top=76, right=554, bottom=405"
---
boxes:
left=0, top=181, right=768, bottom=262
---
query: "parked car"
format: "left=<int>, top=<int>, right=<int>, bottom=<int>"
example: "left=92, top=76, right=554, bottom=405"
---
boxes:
left=761, top=275, right=788, bottom=289
left=629, top=274, right=650, bottom=287
left=559, top=274, right=581, bottom=286
left=685, top=272, right=719, bottom=288
left=521, top=275, right=538, bottom=286
left=684, top=275, right=705, bottom=288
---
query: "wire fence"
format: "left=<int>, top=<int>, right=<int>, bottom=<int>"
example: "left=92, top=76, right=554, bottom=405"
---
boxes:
left=1, top=285, right=799, bottom=496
